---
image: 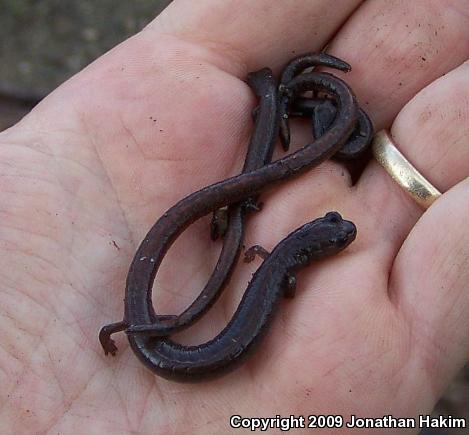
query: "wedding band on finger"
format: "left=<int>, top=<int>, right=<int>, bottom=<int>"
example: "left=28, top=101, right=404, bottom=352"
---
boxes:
left=372, top=130, right=442, bottom=209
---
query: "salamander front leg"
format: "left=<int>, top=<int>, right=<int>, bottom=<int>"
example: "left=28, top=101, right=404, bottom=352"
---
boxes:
left=244, top=245, right=296, bottom=298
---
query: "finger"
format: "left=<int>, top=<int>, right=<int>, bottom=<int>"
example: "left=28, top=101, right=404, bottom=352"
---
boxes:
left=151, top=0, right=364, bottom=72
left=368, top=61, right=469, bottom=390
left=391, top=178, right=469, bottom=399
left=325, top=0, right=469, bottom=128
left=388, top=60, right=469, bottom=192
left=356, top=60, right=469, bottom=254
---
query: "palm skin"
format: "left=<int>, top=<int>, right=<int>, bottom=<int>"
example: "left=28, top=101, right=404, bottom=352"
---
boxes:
left=1, top=1, right=469, bottom=433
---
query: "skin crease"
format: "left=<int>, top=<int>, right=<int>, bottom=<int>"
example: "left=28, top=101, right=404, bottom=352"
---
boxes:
left=0, top=0, right=468, bottom=433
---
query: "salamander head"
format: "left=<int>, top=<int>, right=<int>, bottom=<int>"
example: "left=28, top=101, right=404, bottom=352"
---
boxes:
left=292, top=212, right=356, bottom=264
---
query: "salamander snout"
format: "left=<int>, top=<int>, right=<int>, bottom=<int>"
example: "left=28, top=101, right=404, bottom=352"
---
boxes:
left=342, top=220, right=357, bottom=239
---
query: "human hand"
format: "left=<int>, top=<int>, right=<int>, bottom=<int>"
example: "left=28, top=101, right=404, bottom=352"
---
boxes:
left=1, top=1, right=468, bottom=433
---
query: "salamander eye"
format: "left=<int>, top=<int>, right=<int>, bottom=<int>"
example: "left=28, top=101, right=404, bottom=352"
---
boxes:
left=325, top=212, right=342, bottom=223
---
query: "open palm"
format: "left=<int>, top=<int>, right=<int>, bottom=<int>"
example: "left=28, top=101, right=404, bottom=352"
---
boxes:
left=1, top=1, right=469, bottom=433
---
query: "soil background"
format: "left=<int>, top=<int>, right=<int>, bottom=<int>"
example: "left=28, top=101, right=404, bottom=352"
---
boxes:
left=0, top=2, right=467, bottom=434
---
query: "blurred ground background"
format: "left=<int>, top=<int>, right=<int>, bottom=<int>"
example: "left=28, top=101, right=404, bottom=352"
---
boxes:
left=0, top=1, right=467, bottom=433
left=0, top=0, right=171, bottom=128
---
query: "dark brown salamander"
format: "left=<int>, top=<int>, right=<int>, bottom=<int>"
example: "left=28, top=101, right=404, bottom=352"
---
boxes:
left=99, top=71, right=359, bottom=371
left=100, top=55, right=371, bottom=347
left=126, top=212, right=356, bottom=381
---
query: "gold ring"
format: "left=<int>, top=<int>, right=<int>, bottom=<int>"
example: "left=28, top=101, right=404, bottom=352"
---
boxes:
left=372, top=130, right=441, bottom=209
